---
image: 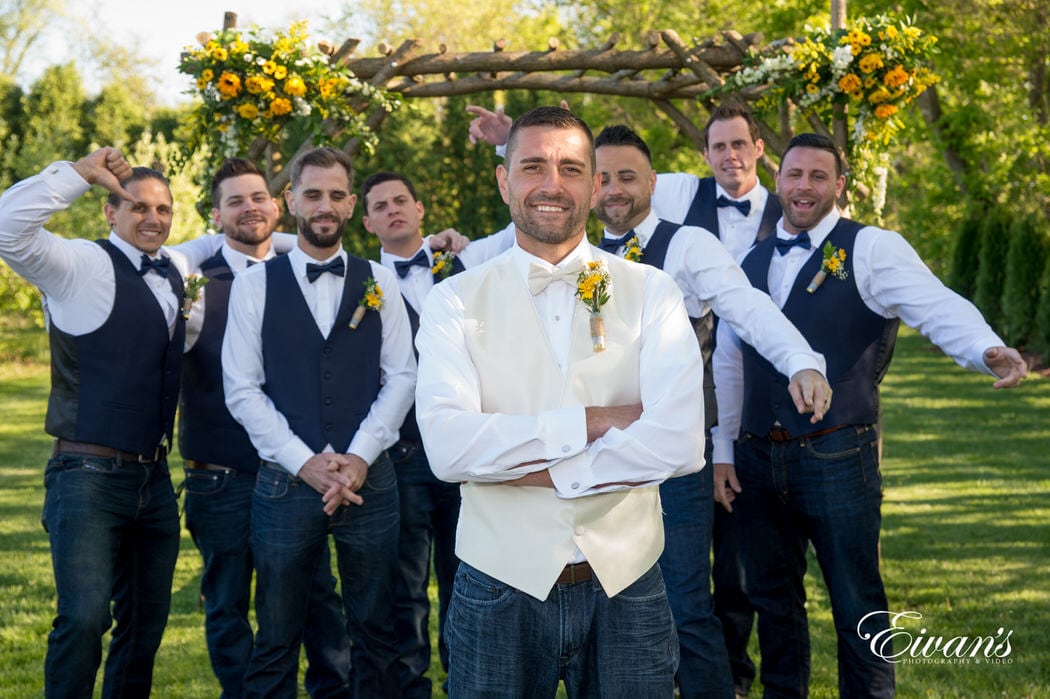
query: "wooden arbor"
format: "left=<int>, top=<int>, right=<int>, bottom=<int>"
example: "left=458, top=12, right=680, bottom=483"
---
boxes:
left=215, top=11, right=848, bottom=192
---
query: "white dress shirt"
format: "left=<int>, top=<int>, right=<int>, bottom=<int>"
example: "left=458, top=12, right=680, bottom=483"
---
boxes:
left=0, top=160, right=224, bottom=336
left=222, top=246, right=417, bottom=476
left=387, top=229, right=517, bottom=315
left=602, top=211, right=824, bottom=383
left=652, top=172, right=773, bottom=260
left=415, top=236, right=704, bottom=499
left=184, top=241, right=274, bottom=351
left=712, top=208, right=1007, bottom=464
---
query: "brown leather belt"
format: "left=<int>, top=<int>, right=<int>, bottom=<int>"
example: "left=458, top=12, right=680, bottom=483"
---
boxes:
left=186, top=460, right=234, bottom=472
left=556, top=561, right=594, bottom=585
left=53, top=439, right=167, bottom=463
left=767, top=425, right=846, bottom=443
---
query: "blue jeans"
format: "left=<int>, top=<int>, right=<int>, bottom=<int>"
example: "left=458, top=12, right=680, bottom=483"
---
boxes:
left=244, top=455, right=401, bottom=698
left=734, top=426, right=894, bottom=699
left=445, top=562, right=678, bottom=698
left=389, top=440, right=460, bottom=698
left=658, top=443, right=735, bottom=699
left=41, top=452, right=181, bottom=699
left=713, top=499, right=756, bottom=694
left=183, top=467, right=352, bottom=698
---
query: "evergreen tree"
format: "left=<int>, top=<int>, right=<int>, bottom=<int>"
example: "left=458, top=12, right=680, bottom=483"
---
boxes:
left=1002, top=215, right=1049, bottom=347
left=947, top=206, right=983, bottom=298
left=971, top=207, right=1012, bottom=332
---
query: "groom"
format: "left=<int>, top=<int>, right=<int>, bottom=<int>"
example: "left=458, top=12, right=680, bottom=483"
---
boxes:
left=415, top=106, right=704, bottom=697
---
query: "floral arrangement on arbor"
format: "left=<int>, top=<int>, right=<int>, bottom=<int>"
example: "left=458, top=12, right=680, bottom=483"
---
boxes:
left=178, top=21, right=399, bottom=160
left=723, top=15, right=940, bottom=206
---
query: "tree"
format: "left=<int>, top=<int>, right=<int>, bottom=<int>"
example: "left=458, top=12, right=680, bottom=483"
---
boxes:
left=1001, top=215, right=1049, bottom=347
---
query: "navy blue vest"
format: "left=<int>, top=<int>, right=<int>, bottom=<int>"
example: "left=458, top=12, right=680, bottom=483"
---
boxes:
left=637, top=219, right=718, bottom=430
left=179, top=252, right=261, bottom=472
left=260, top=254, right=382, bottom=454
left=739, top=218, right=899, bottom=436
left=46, top=239, right=184, bottom=454
left=682, top=176, right=780, bottom=244
left=398, top=254, right=466, bottom=443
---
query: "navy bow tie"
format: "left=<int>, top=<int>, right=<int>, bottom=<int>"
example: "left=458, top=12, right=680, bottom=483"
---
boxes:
left=715, top=195, right=751, bottom=217
left=138, top=254, right=171, bottom=277
left=394, top=249, right=430, bottom=278
left=306, top=257, right=346, bottom=282
left=775, top=231, right=812, bottom=256
left=598, top=231, right=635, bottom=254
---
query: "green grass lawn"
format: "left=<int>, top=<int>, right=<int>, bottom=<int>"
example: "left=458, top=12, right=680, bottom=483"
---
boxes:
left=0, top=321, right=1047, bottom=697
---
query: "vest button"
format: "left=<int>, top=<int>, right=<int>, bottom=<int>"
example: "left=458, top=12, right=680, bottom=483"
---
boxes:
left=323, top=370, right=333, bottom=380
left=323, top=346, right=333, bottom=355
left=324, top=423, right=334, bottom=432
left=324, top=397, right=333, bottom=405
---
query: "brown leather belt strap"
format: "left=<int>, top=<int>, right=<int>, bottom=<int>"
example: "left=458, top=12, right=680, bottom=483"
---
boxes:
left=54, top=438, right=166, bottom=463
left=555, top=561, right=594, bottom=585
left=186, top=460, right=234, bottom=472
left=767, top=424, right=848, bottom=443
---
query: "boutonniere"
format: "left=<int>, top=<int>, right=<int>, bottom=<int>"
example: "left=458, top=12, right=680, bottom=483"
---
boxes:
left=622, top=235, right=644, bottom=262
left=807, top=241, right=848, bottom=293
left=350, top=277, right=384, bottom=330
left=181, top=274, right=209, bottom=321
left=575, top=260, right=611, bottom=352
left=431, top=250, right=455, bottom=280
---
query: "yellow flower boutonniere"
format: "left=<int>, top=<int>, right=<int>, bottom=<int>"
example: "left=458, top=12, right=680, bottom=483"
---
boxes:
left=431, top=251, right=455, bottom=280
left=575, top=260, right=611, bottom=352
left=181, top=274, right=209, bottom=321
left=350, top=277, right=384, bottom=329
left=622, top=235, right=644, bottom=263
left=807, top=241, right=849, bottom=293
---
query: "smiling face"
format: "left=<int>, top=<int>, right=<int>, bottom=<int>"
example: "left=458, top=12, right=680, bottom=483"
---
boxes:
left=593, top=143, right=657, bottom=235
left=775, top=145, right=846, bottom=233
left=496, top=124, right=599, bottom=262
left=703, top=115, right=765, bottom=199
left=284, top=164, right=357, bottom=258
left=104, top=178, right=173, bottom=255
left=362, top=179, right=425, bottom=255
left=212, top=172, right=279, bottom=250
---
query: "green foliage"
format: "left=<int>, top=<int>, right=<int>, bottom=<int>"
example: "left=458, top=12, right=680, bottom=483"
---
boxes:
left=1001, top=215, right=1049, bottom=347
left=1034, top=258, right=1050, bottom=361
left=972, top=207, right=1012, bottom=330
left=0, top=264, right=44, bottom=328
left=946, top=206, right=983, bottom=297
left=11, top=63, right=87, bottom=179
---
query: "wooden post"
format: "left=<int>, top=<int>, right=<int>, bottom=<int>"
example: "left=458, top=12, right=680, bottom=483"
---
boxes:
left=831, top=0, right=849, bottom=209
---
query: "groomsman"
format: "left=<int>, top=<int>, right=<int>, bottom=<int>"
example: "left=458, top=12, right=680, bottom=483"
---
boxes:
left=592, top=123, right=829, bottom=699
left=362, top=170, right=512, bottom=696
left=180, top=157, right=351, bottom=697
left=713, top=133, right=1027, bottom=699
left=0, top=147, right=225, bottom=697
left=417, top=105, right=704, bottom=697
left=223, top=147, right=416, bottom=698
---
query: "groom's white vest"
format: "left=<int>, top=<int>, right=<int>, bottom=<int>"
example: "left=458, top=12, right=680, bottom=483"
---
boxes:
left=454, top=250, right=665, bottom=600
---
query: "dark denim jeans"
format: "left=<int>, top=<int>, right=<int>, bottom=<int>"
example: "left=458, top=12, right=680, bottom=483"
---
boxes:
left=183, top=467, right=352, bottom=698
left=41, top=452, right=181, bottom=699
left=658, top=443, right=735, bottom=699
left=445, top=562, right=678, bottom=698
left=712, top=499, right=757, bottom=696
left=388, top=440, right=460, bottom=698
left=244, top=455, right=401, bottom=699
left=734, top=425, right=894, bottom=699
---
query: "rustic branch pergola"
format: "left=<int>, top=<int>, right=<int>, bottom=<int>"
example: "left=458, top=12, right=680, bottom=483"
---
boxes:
left=217, top=10, right=852, bottom=195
